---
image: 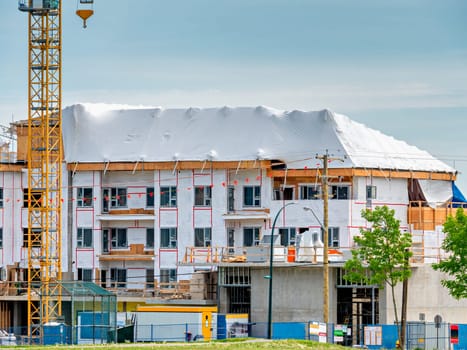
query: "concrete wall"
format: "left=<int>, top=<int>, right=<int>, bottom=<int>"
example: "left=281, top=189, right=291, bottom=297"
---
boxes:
left=250, top=266, right=327, bottom=323
left=249, top=264, right=467, bottom=327
left=381, top=264, right=467, bottom=324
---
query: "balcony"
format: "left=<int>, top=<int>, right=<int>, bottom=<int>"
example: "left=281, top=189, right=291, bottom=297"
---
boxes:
left=223, top=208, right=270, bottom=220
left=181, top=245, right=345, bottom=266
left=97, top=208, right=155, bottom=222
left=98, top=244, right=154, bottom=261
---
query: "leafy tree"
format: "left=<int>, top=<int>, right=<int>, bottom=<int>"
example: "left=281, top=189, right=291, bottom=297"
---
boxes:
left=344, top=206, right=412, bottom=347
left=433, top=208, right=467, bottom=299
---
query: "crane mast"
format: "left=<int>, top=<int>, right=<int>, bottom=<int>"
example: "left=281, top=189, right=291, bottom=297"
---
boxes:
left=18, top=0, right=62, bottom=338
left=18, top=0, right=93, bottom=340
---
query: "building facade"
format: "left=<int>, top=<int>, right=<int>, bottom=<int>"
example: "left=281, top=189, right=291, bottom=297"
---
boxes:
left=0, top=104, right=465, bottom=333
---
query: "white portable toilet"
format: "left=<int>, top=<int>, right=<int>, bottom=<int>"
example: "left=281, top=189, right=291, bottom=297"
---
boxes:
left=295, top=230, right=315, bottom=262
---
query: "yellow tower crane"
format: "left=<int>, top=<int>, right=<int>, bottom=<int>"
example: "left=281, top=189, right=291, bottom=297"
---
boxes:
left=18, top=0, right=94, bottom=341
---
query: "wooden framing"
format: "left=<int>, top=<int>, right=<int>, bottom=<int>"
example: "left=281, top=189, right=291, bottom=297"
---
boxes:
left=0, top=164, right=24, bottom=172
left=269, top=168, right=456, bottom=181
left=67, top=160, right=271, bottom=172
left=67, top=161, right=456, bottom=182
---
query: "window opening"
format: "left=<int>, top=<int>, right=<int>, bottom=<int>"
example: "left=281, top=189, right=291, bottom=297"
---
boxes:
left=146, top=187, right=155, bottom=208
left=160, top=186, right=177, bottom=207
left=77, top=187, right=93, bottom=207
left=243, top=227, right=260, bottom=247
left=331, top=185, right=349, bottom=200
left=146, top=228, right=154, bottom=248
left=279, top=227, right=296, bottom=246
left=160, top=227, right=178, bottom=248
left=194, top=227, right=211, bottom=247
left=195, top=186, right=212, bottom=206
left=243, top=186, right=261, bottom=207
left=77, top=227, right=93, bottom=248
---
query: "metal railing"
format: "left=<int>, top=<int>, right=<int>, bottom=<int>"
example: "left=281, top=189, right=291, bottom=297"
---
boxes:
left=181, top=245, right=342, bottom=265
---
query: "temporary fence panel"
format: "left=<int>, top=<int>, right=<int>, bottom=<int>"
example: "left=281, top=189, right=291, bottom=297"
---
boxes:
left=423, top=322, right=449, bottom=350
left=407, top=322, right=426, bottom=349
left=136, top=323, right=190, bottom=342
left=136, top=312, right=200, bottom=342
left=454, top=324, right=467, bottom=350
left=43, top=324, right=71, bottom=345
left=217, top=314, right=249, bottom=339
left=273, top=322, right=308, bottom=340
left=77, top=312, right=110, bottom=344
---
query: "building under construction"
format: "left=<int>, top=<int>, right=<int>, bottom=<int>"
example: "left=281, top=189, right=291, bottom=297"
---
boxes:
left=0, top=104, right=465, bottom=341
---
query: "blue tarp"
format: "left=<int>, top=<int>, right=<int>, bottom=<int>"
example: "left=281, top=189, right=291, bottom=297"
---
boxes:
left=452, top=182, right=467, bottom=207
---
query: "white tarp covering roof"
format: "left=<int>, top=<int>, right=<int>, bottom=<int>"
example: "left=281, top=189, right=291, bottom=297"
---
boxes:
left=418, top=180, right=453, bottom=207
left=62, top=103, right=455, bottom=173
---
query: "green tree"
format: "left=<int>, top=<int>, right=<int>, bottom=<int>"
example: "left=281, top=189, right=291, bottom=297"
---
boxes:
left=433, top=207, right=467, bottom=299
left=343, top=206, right=412, bottom=347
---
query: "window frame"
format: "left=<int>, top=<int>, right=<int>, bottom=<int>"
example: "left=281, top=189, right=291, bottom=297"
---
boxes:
left=110, top=268, right=127, bottom=288
left=194, top=227, right=212, bottom=247
left=273, top=185, right=294, bottom=200
left=194, top=185, right=212, bottom=207
left=160, top=227, right=178, bottom=248
left=366, top=185, right=377, bottom=200
left=102, top=187, right=127, bottom=213
left=160, top=186, right=177, bottom=207
left=146, top=268, right=155, bottom=289
left=146, top=187, right=155, bottom=208
left=278, top=227, right=296, bottom=247
left=243, top=186, right=261, bottom=207
left=227, top=186, right=235, bottom=212
left=328, top=227, right=340, bottom=248
left=331, top=185, right=349, bottom=200
left=146, top=228, right=154, bottom=249
left=299, top=184, right=321, bottom=200
left=77, top=227, right=93, bottom=248
left=110, top=228, right=128, bottom=249
left=100, top=270, right=107, bottom=289
left=243, top=227, right=261, bottom=247
left=160, top=268, right=177, bottom=288
left=102, top=229, right=109, bottom=253
left=77, top=187, right=93, bottom=207
left=77, top=268, right=93, bottom=282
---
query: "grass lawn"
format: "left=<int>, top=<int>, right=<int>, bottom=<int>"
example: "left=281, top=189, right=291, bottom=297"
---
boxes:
left=17, top=339, right=348, bottom=350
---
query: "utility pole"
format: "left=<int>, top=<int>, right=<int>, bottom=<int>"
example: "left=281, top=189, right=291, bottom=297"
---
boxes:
left=316, top=151, right=344, bottom=327
left=319, top=153, right=330, bottom=325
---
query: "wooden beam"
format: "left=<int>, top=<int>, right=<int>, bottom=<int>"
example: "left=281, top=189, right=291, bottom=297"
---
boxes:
left=0, top=164, right=25, bottom=172
left=269, top=168, right=456, bottom=181
left=66, top=161, right=456, bottom=181
left=351, top=168, right=456, bottom=181
left=67, top=160, right=271, bottom=172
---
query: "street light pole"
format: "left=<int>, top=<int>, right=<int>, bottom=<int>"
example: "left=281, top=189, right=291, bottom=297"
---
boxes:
left=267, top=202, right=295, bottom=339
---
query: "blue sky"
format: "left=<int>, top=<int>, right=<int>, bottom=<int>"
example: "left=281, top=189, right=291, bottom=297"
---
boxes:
left=1, top=0, right=467, bottom=191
